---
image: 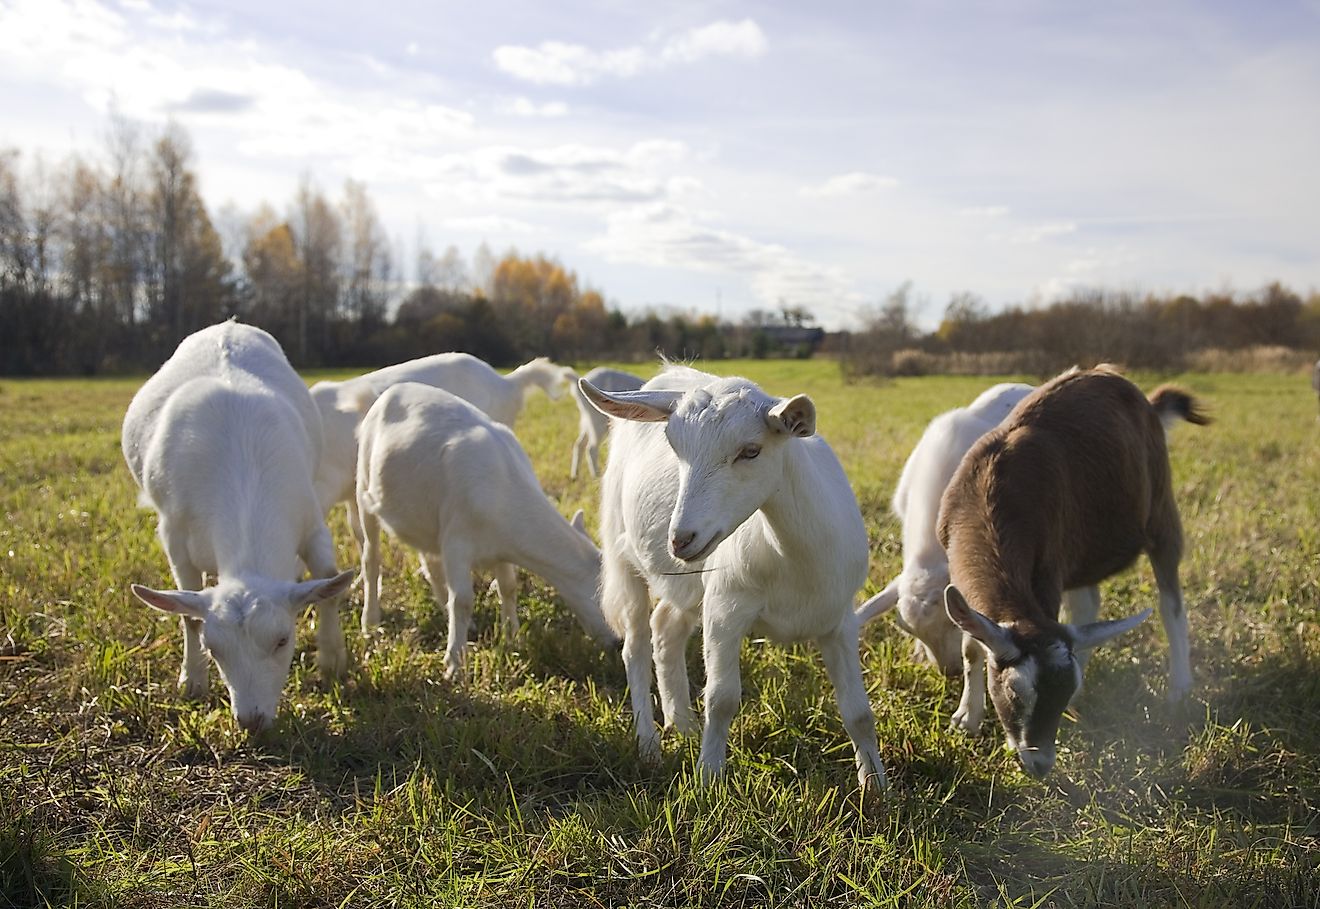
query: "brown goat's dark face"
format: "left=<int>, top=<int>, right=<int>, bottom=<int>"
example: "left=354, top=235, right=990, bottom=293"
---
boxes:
left=944, top=584, right=1152, bottom=779
left=985, top=638, right=1080, bottom=779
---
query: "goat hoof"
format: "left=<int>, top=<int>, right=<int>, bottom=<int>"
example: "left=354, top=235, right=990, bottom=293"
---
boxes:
left=318, top=645, right=349, bottom=680
left=178, top=675, right=208, bottom=700
left=666, top=712, right=701, bottom=738
left=950, top=711, right=983, bottom=736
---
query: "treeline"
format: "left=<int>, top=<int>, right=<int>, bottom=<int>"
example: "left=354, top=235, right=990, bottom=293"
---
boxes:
left=0, top=120, right=799, bottom=376
left=840, top=282, right=1320, bottom=378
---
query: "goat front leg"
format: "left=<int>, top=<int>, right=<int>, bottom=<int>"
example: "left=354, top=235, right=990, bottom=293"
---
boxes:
left=304, top=527, right=349, bottom=680
left=652, top=599, right=700, bottom=736
left=817, top=621, right=887, bottom=791
left=697, top=603, right=756, bottom=783
left=161, top=526, right=208, bottom=698
left=951, top=632, right=987, bottom=734
left=570, top=431, right=587, bottom=480
left=606, top=559, right=660, bottom=762
left=1061, top=585, right=1101, bottom=680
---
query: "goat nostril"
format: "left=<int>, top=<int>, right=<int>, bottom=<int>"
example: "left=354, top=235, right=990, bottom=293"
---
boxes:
left=671, top=531, right=697, bottom=553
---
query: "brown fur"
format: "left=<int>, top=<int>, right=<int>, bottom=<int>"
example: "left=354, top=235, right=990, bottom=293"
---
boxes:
left=938, top=367, right=1202, bottom=636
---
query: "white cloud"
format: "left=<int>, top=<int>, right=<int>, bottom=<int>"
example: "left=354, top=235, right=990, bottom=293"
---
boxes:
left=660, top=19, right=767, bottom=64
left=800, top=171, right=899, bottom=198
left=587, top=202, right=854, bottom=313
left=958, top=205, right=1010, bottom=218
left=422, top=140, right=688, bottom=205
left=405, top=41, right=419, bottom=56
left=0, top=0, right=473, bottom=171
left=502, top=97, right=570, bottom=117
left=493, top=19, right=766, bottom=86
left=441, top=215, right=539, bottom=235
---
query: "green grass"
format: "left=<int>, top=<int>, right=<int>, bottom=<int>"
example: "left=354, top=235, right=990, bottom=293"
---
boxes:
left=2, top=362, right=1318, bottom=907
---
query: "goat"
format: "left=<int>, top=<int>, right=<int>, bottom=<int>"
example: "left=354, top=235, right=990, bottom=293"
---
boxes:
left=122, top=321, right=355, bottom=732
left=568, top=366, right=645, bottom=479
left=355, top=382, right=618, bottom=678
left=581, top=365, right=885, bottom=790
left=310, top=353, right=577, bottom=534
left=858, top=383, right=1034, bottom=674
left=937, top=366, right=1208, bottom=778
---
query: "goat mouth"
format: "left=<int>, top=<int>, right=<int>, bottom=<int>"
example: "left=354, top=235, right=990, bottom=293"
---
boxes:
left=675, top=533, right=720, bottom=562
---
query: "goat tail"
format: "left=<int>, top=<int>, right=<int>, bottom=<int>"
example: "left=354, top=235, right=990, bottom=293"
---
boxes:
left=1148, top=385, right=1211, bottom=432
left=856, top=576, right=900, bottom=624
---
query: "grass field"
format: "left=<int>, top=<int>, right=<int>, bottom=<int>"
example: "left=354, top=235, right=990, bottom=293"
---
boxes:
left=2, top=360, right=1318, bottom=907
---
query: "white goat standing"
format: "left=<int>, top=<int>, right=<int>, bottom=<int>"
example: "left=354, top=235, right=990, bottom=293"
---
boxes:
left=858, top=383, right=1034, bottom=673
left=355, top=383, right=618, bottom=678
left=581, top=365, right=886, bottom=790
left=122, top=321, right=355, bottom=732
left=568, top=366, right=645, bottom=479
left=312, top=353, right=575, bottom=631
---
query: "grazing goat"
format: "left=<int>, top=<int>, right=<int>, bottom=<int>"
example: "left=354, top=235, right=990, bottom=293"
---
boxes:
left=937, top=366, right=1208, bottom=778
left=310, top=353, right=577, bottom=532
left=355, top=383, right=617, bottom=677
left=568, top=366, right=645, bottom=479
left=581, top=366, right=885, bottom=790
left=858, top=383, right=1034, bottom=674
left=122, top=321, right=355, bottom=732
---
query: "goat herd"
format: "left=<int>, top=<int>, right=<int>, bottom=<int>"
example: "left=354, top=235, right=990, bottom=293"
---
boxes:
left=120, top=319, right=1209, bottom=790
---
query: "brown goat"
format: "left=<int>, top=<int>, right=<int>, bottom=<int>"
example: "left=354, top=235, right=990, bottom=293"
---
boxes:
left=937, top=366, right=1208, bottom=778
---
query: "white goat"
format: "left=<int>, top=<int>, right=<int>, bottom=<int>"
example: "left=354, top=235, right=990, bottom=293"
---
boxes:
left=938, top=367, right=1208, bottom=778
left=568, top=366, right=645, bottom=479
left=310, top=353, right=577, bottom=531
left=355, top=382, right=618, bottom=678
left=582, top=365, right=885, bottom=790
left=858, top=383, right=1034, bottom=673
left=122, top=321, right=355, bottom=732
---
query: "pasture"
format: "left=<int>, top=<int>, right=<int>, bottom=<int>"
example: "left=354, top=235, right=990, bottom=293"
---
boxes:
left=1, top=361, right=1318, bottom=907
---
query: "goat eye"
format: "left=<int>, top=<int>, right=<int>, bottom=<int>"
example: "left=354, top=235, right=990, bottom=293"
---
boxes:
left=735, top=444, right=761, bottom=462
left=274, top=636, right=290, bottom=651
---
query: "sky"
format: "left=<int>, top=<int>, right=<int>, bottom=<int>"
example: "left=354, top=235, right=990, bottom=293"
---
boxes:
left=1, top=0, right=1318, bottom=329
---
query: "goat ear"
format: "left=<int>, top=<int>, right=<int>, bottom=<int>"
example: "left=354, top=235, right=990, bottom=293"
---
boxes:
left=570, top=509, right=587, bottom=534
left=944, top=585, right=1019, bottom=662
left=290, top=569, right=357, bottom=608
left=579, top=379, right=680, bottom=422
left=131, top=584, right=209, bottom=622
left=766, top=394, right=816, bottom=437
left=1067, top=608, right=1152, bottom=651
left=856, top=576, right=901, bottom=624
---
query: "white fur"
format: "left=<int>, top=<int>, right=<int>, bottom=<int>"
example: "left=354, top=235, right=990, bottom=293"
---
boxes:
left=355, top=383, right=617, bottom=678
left=858, top=383, right=1034, bottom=673
left=582, top=365, right=885, bottom=791
left=122, top=321, right=355, bottom=732
left=568, top=366, right=645, bottom=479
left=310, top=353, right=577, bottom=525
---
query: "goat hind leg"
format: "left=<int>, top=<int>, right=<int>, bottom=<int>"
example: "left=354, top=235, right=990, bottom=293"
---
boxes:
left=1150, top=547, right=1192, bottom=700
left=818, top=623, right=887, bottom=791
